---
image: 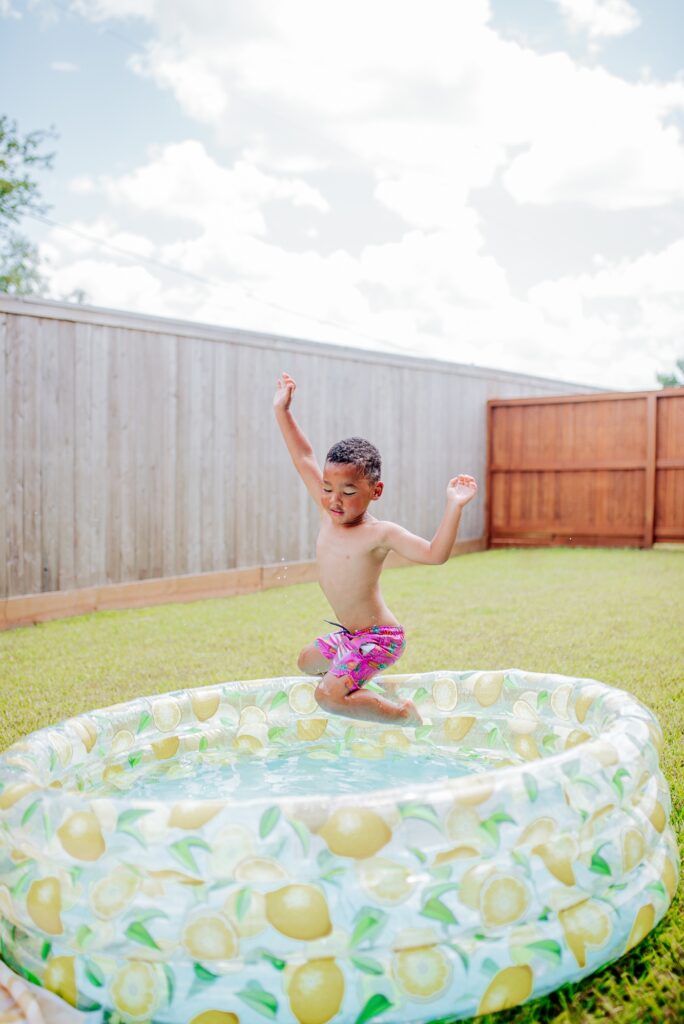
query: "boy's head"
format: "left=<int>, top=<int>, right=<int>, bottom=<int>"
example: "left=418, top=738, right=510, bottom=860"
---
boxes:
left=323, top=437, right=383, bottom=524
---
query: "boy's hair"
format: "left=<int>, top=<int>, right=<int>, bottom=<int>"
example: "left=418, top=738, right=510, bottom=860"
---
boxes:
left=325, top=437, right=381, bottom=484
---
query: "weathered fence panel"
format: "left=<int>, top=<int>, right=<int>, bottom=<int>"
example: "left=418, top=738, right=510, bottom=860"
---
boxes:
left=487, top=391, right=684, bottom=547
left=1, top=297, right=597, bottom=618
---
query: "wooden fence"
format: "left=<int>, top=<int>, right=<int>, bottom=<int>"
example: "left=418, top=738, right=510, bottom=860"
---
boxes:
left=0, top=297, right=598, bottom=627
left=486, top=390, right=684, bottom=548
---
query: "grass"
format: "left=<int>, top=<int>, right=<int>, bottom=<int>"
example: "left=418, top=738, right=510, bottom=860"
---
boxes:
left=0, top=547, right=682, bottom=1022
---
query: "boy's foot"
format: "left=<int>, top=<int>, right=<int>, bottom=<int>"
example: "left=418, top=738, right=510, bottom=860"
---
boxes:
left=397, top=698, right=423, bottom=726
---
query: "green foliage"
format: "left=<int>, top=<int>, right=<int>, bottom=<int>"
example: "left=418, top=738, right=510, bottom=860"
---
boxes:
left=656, top=358, right=684, bottom=389
left=0, top=114, right=55, bottom=295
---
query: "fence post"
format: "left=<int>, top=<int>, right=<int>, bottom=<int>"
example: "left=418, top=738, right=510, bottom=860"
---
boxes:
left=643, top=393, right=657, bottom=548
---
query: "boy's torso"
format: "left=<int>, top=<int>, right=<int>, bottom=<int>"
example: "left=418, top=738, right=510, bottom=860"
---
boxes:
left=316, top=515, right=399, bottom=632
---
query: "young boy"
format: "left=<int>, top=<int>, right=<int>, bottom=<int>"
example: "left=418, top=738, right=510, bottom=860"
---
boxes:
left=274, top=371, right=477, bottom=726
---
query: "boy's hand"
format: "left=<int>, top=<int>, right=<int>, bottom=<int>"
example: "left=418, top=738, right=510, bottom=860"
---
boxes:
left=274, top=372, right=296, bottom=412
left=447, top=474, right=477, bottom=506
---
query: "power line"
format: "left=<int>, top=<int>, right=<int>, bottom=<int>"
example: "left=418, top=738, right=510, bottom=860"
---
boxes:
left=28, top=211, right=419, bottom=356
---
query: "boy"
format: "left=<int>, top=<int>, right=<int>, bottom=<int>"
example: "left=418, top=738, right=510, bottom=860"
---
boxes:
left=274, top=371, right=477, bottom=726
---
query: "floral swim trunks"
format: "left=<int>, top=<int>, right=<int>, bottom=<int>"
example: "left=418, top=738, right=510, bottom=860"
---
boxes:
left=314, top=622, right=406, bottom=692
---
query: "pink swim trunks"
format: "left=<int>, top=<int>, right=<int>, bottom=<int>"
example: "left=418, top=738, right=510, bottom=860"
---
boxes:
left=314, top=622, right=406, bottom=692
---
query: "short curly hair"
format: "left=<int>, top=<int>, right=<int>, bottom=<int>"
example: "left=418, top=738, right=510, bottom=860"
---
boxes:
left=325, top=437, right=382, bottom=484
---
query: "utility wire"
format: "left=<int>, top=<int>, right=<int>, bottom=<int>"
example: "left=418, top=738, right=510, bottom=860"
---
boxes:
left=28, top=211, right=420, bottom=356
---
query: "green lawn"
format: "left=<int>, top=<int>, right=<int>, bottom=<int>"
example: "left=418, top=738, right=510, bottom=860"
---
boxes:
left=0, top=547, right=682, bottom=1023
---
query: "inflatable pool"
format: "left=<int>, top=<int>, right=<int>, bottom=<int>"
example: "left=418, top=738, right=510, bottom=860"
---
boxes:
left=0, top=670, right=678, bottom=1023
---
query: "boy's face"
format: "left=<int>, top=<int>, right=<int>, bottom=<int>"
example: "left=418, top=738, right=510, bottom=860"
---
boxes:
left=322, top=462, right=383, bottom=526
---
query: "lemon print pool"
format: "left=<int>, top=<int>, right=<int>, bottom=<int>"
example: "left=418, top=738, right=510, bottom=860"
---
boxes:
left=0, top=670, right=678, bottom=1023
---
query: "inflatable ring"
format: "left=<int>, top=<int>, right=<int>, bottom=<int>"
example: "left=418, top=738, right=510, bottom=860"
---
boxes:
left=0, top=670, right=678, bottom=1023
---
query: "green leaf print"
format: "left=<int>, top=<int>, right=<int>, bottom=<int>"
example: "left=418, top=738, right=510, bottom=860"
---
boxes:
left=479, top=812, right=516, bottom=846
left=413, top=687, right=430, bottom=703
left=170, top=837, right=210, bottom=873
left=115, top=808, right=152, bottom=847
left=646, top=882, right=667, bottom=900
left=235, top=888, right=252, bottom=921
left=267, top=726, right=287, bottom=742
left=84, top=959, right=105, bottom=987
left=352, top=907, right=388, bottom=947
left=398, top=802, right=442, bottom=830
left=259, top=806, right=281, bottom=838
left=75, top=925, right=93, bottom=950
left=414, top=724, right=433, bottom=741
left=20, top=799, right=41, bottom=827
left=125, top=921, right=161, bottom=950
left=612, top=767, right=630, bottom=799
left=542, top=734, right=558, bottom=753
left=259, top=951, right=287, bottom=971
left=524, top=939, right=563, bottom=965
left=193, top=963, right=220, bottom=983
left=351, top=955, right=385, bottom=975
left=128, top=751, right=143, bottom=768
left=590, top=853, right=612, bottom=876
left=269, top=691, right=289, bottom=711
left=523, top=773, right=538, bottom=802
left=354, top=993, right=393, bottom=1024
left=421, top=897, right=458, bottom=925
left=40, top=942, right=51, bottom=961
left=163, top=964, right=175, bottom=1006
left=409, top=846, right=427, bottom=863
left=287, top=816, right=310, bottom=854
left=136, top=711, right=152, bottom=734
left=481, top=957, right=499, bottom=976
left=237, top=981, right=278, bottom=1019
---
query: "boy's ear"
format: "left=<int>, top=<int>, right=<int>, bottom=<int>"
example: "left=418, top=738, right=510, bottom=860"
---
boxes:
left=371, top=480, right=384, bottom=500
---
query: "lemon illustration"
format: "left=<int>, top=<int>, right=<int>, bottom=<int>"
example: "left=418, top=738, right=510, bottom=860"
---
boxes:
left=183, top=912, right=239, bottom=960
left=510, top=699, right=539, bottom=735
left=0, top=782, right=38, bottom=810
left=433, top=845, right=479, bottom=865
left=481, top=874, right=530, bottom=928
left=319, top=807, right=391, bottom=859
left=234, top=731, right=264, bottom=753
left=239, top=705, right=267, bottom=726
left=513, top=734, right=540, bottom=760
left=111, top=729, right=135, bottom=753
left=550, top=684, right=572, bottom=720
left=68, top=716, right=98, bottom=752
left=574, top=691, right=595, bottom=723
left=26, top=877, right=63, bottom=934
left=190, top=1014, right=240, bottom=1024
left=649, top=801, right=667, bottom=834
left=234, top=857, right=288, bottom=882
left=57, top=811, right=106, bottom=861
left=445, top=805, right=482, bottom=843
left=350, top=741, right=384, bottom=760
left=47, top=731, right=73, bottom=767
left=559, top=898, right=612, bottom=967
left=661, top=857, right=678, bottom=901
left=381, top=729, right=411, bottom=752
left=458, top=864, right=494, bottom=909
left=432, top=676, right=459, bottom=711
left=622, top=828, right=646, bottom=872
left=209, top=825, right=255, bottom=876
left=110, top=961, right=159, bottom=1021
left=152, top=697, right=182, bottom=732
left=152, top=736, right=180, bottom=760
left=444, top=716, right=476, bottom=742
left=289, top=682, right=318, bottom=715
left=89, top=867, right=139, bottom=918
left=565, top=729, right=591, bottom=749
left=626, top=904, right=655, bottom=952
left=169, top=801, right=224, bottom=829
left=224, top=888, right=267, bottom=937
left=297, top=718, right=328, bottom=741
left=473, top=672, right=504, bottom=707
left=148, top=869, right=203, bottom=887
left=478, top=965, right=533, bottom=1014
left=357, top=857, right=415, bottom=904
left=590, top=741, right=618, bottom=766
left=191, top=690, right=221, bottom=721
left=393, top=944, right=452, bottom=1002
left=266, top=884, right=332, bottom=940
left=288, top=958, right=344, bottom=1024
left=516, top=817, right=557, bottom=849
left=648, top=723, right=664, bottom=754
left=44, top=955, right=77, bottom=1006
left=532, top=836, right=578, bottom=886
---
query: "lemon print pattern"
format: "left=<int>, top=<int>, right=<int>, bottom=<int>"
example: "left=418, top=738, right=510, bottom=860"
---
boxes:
left=0, top=668, right=676, bottom=1024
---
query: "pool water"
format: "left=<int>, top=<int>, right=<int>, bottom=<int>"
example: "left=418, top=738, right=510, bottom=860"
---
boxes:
left=87, top=744, right=491, bottom=801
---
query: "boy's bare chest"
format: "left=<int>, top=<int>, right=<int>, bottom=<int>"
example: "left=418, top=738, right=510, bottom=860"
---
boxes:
left=316, top=521, right=382, bottom=569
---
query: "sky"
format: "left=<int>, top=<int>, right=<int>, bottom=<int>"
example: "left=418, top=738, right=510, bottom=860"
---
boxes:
left=2, top=0, right=683, bottom=389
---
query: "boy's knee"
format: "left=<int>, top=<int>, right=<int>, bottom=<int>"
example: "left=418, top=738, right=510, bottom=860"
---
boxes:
left=298, top=645, right=324, bottom=675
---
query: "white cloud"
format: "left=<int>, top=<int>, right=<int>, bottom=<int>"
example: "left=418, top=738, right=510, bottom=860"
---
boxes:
left=0, top=0, right=20, bottom=18
left=553, top=0, right=640, bottom=39
left=50, top=60, right=78, bottom=72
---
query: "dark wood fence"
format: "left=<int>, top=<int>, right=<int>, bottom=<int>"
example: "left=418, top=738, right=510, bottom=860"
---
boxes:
left=486, top=390, right=684, bottom=548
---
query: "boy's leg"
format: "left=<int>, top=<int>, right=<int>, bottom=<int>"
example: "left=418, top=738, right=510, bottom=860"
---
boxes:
left=297, top=643, right=331, bottom=676
left=315, top=671, right=422, bottom=726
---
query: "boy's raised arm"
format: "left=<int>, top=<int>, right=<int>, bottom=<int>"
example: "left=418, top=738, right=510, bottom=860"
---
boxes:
left=382, top=475, right=478, bottom=565
left=273, top=372, right=324, bottom=504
